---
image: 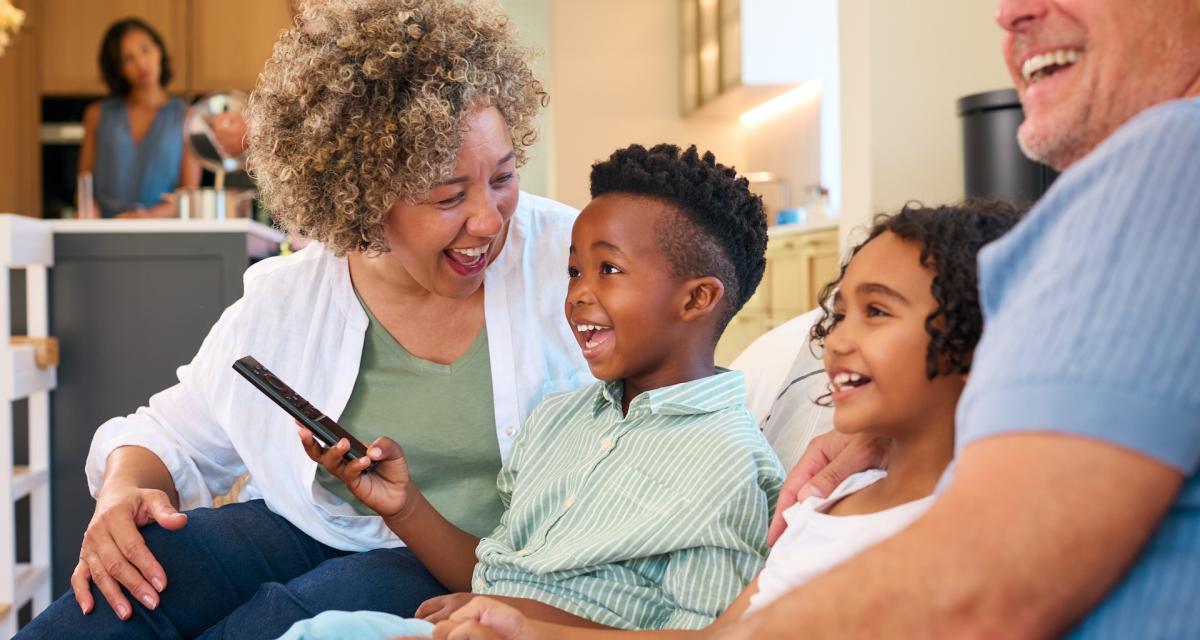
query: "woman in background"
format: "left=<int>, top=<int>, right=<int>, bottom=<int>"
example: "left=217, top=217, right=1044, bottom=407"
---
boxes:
left=79, top=17, right=199, bottom=218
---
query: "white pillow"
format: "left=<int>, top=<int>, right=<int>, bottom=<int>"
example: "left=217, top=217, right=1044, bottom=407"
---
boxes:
left=731, top=309, right=835, bottom=470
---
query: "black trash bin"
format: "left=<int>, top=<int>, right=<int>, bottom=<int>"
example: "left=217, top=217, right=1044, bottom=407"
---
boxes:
left=958, top=88, right=1058, bottom=204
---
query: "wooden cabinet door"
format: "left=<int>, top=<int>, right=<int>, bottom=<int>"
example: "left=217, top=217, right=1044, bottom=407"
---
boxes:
left=717, top=228, right=840, bottom=366
left=40, top=0, right=188, bottom=95
left=768, top=229, right=839, bottom=315
left=804, top=229, right=840, bottom=310
left=0, top=0, right=41, bottom=215
left=767, top=236, right=811, bottom=315
left=716, top=312, right=772, bottom=368
left=189, top=0, right=292, bottom=94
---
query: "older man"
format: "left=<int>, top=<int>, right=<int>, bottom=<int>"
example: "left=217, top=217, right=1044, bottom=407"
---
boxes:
left=731, top=0, right=1200, bottom=637
left=417, top=1, right=1200, bottom=638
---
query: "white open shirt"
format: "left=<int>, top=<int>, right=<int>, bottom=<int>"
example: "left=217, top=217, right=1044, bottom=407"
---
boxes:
left=85, top=192, right=593, bottom=552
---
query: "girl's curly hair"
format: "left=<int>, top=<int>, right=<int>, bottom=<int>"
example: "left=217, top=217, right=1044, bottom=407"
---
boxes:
left=811, top=199, right=1027, bottom=382
left=247, top=0, right=547, bottom=256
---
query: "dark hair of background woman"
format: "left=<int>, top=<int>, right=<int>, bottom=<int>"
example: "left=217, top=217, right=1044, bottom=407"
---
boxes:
left=98, top=17, right=173, bottom=96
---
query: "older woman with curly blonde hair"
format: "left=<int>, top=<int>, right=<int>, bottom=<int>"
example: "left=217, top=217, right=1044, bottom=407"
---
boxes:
left=19, top=1, right=588, bottom=638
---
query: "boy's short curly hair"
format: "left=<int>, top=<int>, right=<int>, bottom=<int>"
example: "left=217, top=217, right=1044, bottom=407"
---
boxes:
left=247, top=0, right=546, bottom=256
left=812, top=199, right=1027, bottom=381
left=589, top=143, right=768, bottom=336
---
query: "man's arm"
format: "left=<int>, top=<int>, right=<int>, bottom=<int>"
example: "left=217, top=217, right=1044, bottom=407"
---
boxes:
left=718, top=433, right=1183, bottom=639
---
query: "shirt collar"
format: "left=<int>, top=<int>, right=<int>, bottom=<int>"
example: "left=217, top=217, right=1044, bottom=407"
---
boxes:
left=592, top=369, right=746, bottom=418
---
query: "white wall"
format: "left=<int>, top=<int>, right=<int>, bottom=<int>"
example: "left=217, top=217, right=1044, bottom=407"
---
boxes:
left=742, top=0, right=841, bottom=214
left=498, top=0, right=554, bottom=199
left=742, top=85, right=824, bottom=224
left=548, top=0, right=746, bottom=209
left=514, top=0, right=1012, bottom=233
left=839, top=0, right=1013, bottom=247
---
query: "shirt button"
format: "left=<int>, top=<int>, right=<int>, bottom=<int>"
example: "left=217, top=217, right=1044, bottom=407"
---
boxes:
left=515, top=548, right=531, bottom=557
left=474, top=578, right=486, bottom=590
left=600, top=436, right=613, bottom=450
left=564, top=495, right=576, bottom=509
left=504, top=426, right=516, bottom=437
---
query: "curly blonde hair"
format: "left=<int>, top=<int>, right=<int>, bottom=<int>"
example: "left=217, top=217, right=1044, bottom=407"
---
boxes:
left=247, top=0, right=546, bottom=255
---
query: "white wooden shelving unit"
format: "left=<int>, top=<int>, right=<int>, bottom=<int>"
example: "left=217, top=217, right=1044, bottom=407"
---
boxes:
left=0, top=214, right=56, bottom=635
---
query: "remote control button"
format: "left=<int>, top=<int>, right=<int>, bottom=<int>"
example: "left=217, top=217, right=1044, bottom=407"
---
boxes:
left=300, top=404, right=323, bottom=420
left=263, top=373, right=291, bottom=392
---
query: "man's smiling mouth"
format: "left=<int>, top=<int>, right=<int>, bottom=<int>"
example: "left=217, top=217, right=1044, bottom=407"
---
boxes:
left=1021, top=48, right=1081, bottom=84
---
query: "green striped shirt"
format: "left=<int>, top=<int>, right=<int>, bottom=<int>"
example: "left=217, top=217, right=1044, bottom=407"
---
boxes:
left=472, top=370, right=784, bottom=630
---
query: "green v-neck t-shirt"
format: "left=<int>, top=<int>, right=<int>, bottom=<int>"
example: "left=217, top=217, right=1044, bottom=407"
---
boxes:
left=316, top=293, right=504, bottom=538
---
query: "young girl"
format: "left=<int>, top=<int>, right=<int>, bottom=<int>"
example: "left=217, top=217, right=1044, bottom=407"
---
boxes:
left=419, top=199, right=1026, bottom=640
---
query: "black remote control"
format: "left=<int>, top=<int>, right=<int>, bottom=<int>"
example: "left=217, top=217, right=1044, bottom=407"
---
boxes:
left=233, top=356, right=372, bottom=466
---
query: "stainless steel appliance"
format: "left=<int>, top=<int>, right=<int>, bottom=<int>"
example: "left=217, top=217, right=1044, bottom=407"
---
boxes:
left=40, top=97, right=92, bottom=218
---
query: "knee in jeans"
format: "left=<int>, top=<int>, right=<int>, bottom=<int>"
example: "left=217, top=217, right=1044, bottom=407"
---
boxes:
left=138, top=503, right=234, bottom=554
left=138, top=499, right=265, bottom=554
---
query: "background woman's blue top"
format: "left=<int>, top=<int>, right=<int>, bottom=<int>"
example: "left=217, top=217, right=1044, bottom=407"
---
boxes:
left=93, top=96, right=186, bottom=218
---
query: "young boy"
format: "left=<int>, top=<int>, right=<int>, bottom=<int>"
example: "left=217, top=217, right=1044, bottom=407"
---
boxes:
left=281, top=143, right=785, bottom=639
left=401, top=201, right=1027, bottom=640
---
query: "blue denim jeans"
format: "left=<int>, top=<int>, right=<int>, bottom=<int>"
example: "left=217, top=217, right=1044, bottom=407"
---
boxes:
left=15, top=500, right=448, bottom=639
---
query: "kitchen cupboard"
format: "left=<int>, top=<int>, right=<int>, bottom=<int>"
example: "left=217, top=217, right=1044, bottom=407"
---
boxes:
left=38, top=0, right=290, bottom=96
left=680, top=0, right=839, bottom=117
left=189, top=0, right=292, bottom=93
left=716, top=226, right=839, bottom=366
left=0, top=0, right=41, bottom=217
left=29, top=220, right=280, bottom=596
left=40, top=0, right=188, bottom=95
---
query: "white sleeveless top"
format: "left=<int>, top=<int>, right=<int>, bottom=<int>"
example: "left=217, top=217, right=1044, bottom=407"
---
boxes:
left=746, top=469, right=934, bottom=616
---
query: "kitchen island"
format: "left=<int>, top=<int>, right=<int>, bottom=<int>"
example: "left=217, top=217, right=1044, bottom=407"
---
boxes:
left=10, top=219, right=282, bottom=596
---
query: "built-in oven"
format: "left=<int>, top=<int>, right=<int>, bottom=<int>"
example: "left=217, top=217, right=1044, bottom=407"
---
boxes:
left=41, top=97, right=94, bottom=219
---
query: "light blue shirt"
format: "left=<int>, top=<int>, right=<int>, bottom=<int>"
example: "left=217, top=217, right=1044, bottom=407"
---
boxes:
left=955, top=96, right=1200, bottom=638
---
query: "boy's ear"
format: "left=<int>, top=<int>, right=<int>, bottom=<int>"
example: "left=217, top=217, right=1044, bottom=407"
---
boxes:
left=679, top=276, right=725, bottom=322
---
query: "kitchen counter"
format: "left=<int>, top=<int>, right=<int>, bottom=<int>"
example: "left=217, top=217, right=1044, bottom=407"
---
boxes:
left=767, top=221, right=839, bottom=238
left=49, top=219, right=284, bottom=259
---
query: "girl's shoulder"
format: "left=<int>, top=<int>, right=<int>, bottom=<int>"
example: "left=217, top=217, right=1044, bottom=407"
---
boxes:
left=802, top=469, right=889, bottom=515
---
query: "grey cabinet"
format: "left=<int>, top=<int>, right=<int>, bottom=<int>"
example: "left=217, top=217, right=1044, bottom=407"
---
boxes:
left=32, top=222, right=278, bottom=595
